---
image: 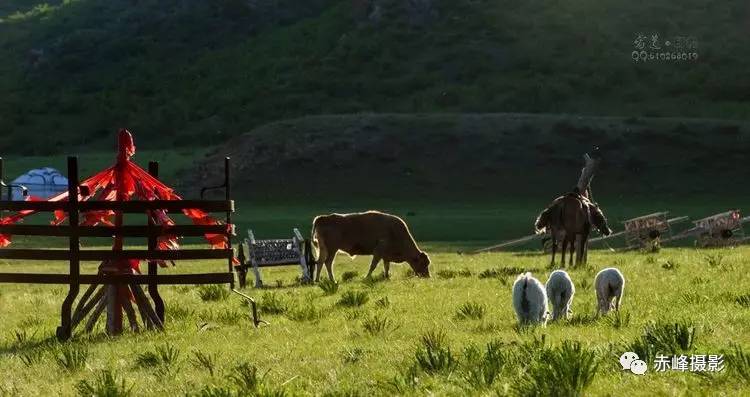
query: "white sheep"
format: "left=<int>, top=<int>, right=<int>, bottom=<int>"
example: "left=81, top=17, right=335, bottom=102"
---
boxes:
left=594, top=267, right=625, bottom=315
left=512, top=272, right=548, bottom=326
left=545, top=270, right=575, bottom=321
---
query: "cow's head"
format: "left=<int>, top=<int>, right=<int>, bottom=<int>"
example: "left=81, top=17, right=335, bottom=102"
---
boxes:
left=590, top=204, right=612, bottom=236
left=409, top=251, right=431, bottom=277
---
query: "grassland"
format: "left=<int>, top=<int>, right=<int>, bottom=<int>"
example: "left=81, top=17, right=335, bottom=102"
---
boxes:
left=1, top=245, right=749, bottom=396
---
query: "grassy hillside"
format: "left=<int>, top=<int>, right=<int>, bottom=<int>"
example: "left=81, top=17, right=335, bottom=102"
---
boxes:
left=3, top=112, right=747, bottom=243
left=1, top=247, right=750, bottom=395
left=181, top=113, right=748, bottom=241
left=1, top=0, right=749, bottom=154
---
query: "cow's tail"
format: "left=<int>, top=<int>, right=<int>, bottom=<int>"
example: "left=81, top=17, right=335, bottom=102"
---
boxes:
left=311, top=217, right=320, bottom=259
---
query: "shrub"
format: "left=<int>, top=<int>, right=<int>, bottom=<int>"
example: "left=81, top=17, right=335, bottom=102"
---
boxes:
left=56, top=344, right=88, bottom=371
left=318, top=279, right=339, bottom=295
left=414, top=330, right=458, bottom=374
left=513, top=341, right=599, bottom=397
left=337, top=291, right=369, bottom=307
left=455, top=302, right=486, bottom=320
left=75, top=370, right=133, bottom=397
left=198, top=285, right=230, bottom=301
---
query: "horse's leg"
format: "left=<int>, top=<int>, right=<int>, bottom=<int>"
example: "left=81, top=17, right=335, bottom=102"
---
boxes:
left=550, top=235, right=557, bottom=266
left=560, top=238, right=567, bottom=267
left=569, top=236, right=576, bottom=267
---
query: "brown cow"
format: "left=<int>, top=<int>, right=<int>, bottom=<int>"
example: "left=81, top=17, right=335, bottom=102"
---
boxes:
left=311, top=211, right=430, bottom=281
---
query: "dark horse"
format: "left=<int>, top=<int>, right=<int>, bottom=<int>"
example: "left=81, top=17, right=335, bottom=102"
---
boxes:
left=535, top=192, right=612, bottom=266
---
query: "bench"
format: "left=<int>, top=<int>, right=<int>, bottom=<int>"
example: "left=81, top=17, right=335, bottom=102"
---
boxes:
left=236, top=228, right=315, bottom=288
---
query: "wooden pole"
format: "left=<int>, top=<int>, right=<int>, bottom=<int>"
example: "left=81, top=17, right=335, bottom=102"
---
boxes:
left=85, top=293, right=107, bottom=333
left=147, top=161, right=165, bottom=323
left=225, top=157, right=235, bottom=290
left=57, top=156, right=80, bottom=341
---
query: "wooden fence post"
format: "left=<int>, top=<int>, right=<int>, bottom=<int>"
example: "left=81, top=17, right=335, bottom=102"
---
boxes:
left=57, top=156, right=80, bottom=341
left=148, top=161, right=165, bottom=323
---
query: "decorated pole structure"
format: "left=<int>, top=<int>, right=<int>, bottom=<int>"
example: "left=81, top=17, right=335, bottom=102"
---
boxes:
left=0, top=128, right=231, bottom=337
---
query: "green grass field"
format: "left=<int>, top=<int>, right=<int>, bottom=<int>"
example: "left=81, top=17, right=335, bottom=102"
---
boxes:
left=1, top=245, right=749, bottom=396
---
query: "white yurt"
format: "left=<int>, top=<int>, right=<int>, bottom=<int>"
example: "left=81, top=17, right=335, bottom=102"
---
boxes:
left=9, top=167, right=68, bottom=200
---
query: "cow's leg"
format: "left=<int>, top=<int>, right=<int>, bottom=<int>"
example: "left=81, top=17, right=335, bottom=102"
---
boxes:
left=315, top=252, right=326, bottom=282
left=366, top=255, right=381, bottom=279
left=324, top=254, right=336, bottom=281
left=383, top=261, right=391, bottom=278
left=315, top=239, right=329, bottom=282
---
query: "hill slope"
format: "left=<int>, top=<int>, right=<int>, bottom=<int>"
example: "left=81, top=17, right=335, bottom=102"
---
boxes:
left=1, top=0, right=749, bottom=154
left=192, top=113, right=750, bottom=201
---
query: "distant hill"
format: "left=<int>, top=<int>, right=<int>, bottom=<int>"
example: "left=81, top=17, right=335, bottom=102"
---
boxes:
left=1, top=0, right=749, bottom=154
left=188, top=113, right=750, bottom=202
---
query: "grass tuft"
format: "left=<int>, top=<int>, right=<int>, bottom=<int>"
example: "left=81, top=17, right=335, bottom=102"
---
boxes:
left=462, top=340, right=508, bottom=389
left=661, top=259, right=679, bottom=270
left=259, top=292, right=288, bottom=315
left=627, top=321, right=697, bottom=363
left=414, top=330, right=458, bottom=374
left=135, top=343, right=181, bottom=376
left=726, top=344, right=750, bottom=382
left=197, top=285, right=230, bottom=302
left=342, top=347, right=365, bottom=364
left=455, top=301, right=486, bottom=320
left=56, top=344, right=88, bottom=371
left=362, top=314, right=397, bottom=336
left=374, top=296, right=391, bottom=308
left=341, top=271, right=359, bottom=282
left=735, top=294, right=750, bottom=308
left=75, top=370, right=133, bottom=397
left=191, top=350, right=217, bottom=377
left=513, top=341, right=599, bottom=397
left=318, top=279, right=339, bottom=295
left=704, top=253, right=724, bottom=267
left=603, top=310, right=631, bottom=329
left=286, top=302, right=324, bottom=322
left=337, top=291, right=369, bottom=307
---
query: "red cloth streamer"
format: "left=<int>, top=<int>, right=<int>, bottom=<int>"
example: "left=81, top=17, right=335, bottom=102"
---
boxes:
left=0, top=129, right=232, bottom=268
